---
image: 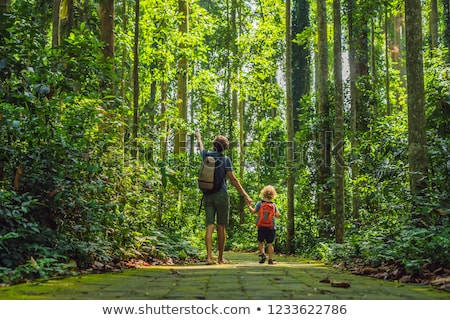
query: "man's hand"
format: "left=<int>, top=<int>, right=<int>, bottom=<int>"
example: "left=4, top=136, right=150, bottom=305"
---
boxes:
left=195, top=129, right=204, bottom=151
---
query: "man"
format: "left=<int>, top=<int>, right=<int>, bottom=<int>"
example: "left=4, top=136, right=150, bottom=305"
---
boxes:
left=195, top=130, right=253, bottom=264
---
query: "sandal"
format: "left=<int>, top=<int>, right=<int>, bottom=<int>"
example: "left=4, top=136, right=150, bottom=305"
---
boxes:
left=259, top=254, right=266, bottom=264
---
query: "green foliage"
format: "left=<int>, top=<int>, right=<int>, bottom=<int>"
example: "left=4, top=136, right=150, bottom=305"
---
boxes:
left=0, top=191, right=44, bottom=267
left=424, top=47, right=450, bottom=201
left=1, top=0, right=449, bottom=286
left=317, top=219, right=450, bottom=275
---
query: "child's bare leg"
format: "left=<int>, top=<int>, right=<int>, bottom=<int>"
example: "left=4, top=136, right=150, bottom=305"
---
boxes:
left=258, top=241, right=265, bottom=255
left=267, top=243, right=274, bottom=260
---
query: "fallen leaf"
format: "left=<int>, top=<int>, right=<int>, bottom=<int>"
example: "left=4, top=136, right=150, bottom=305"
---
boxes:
left=362, top=267, right=378, bottom=275
left=331, top=281, right=351, bottom=288
left=273, top=277, right=282, bottom=281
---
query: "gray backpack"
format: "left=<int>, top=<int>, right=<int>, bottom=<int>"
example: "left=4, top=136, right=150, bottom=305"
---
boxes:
left=198, top=153, right=226, bottom=195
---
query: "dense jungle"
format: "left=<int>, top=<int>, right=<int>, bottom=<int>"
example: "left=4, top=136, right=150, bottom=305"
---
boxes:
left=0, top=0, right=449, bottom=288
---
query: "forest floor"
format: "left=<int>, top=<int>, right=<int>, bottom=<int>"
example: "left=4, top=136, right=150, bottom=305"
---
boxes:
left=0, top=251, right=449, bottom=300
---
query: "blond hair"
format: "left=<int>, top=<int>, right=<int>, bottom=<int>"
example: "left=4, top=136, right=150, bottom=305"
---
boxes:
left=260, top=185, right=277, bottom=201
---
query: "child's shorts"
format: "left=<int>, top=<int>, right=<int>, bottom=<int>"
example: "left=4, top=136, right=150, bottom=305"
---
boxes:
left=257, top=228, right=276, bottom=244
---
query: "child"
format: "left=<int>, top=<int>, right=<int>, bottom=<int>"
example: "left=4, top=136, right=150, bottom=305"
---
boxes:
left=247, top=185, right=280, bottom=264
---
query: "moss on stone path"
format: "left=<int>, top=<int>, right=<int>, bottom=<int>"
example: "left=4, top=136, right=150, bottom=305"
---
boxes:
left=1, top=252, right=449, bottom=300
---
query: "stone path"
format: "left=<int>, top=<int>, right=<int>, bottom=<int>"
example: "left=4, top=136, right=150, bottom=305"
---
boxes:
left=1, top=252, right=449, bottom=300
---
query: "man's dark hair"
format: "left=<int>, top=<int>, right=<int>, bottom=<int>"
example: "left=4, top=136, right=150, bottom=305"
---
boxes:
left=213, top=135, right=229, bottom=153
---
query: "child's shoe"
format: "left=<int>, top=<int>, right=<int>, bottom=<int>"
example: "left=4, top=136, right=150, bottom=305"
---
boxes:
left=259, top=254, right=266, bottom=264
left=268, top=259, right=274, bottom=265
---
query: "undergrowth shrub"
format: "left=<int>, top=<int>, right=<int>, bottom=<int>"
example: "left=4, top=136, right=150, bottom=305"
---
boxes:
left=317, top=218, right=450, bottom=276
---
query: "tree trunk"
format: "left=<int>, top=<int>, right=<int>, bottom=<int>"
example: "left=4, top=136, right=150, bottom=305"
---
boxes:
left=405, top=0, right=428, bottom=196
left=389, top=13, right=405, bottom=108
left=285, top=0, right=295, bottom=254
left=120, top=0, right=128, bottom=99
left=430, top=0, right=438, bottom=50
left=316, top=0, right=331, bottom=221
left=175, top=0, right=188, bottom=155
left=333, top=0, right=345, bottom=244
left=99, top=0, right=115, bottom=95
left=52, top=0, right=61, bottom=48
left=0, top=0, right=10, bottom=13
left=348, top=0, right=370, bottom=219
left=160, top=78, right=168, bottom=162
left=239, top=98, right=246, bottom=222
left=371, top=17, right=377, bottom=116
left=444, top=0, right=450, bottom=62
left=0, top=0, right=10, bottom=38
left=232, top=0, right=245, bottom=224
left=355, top=16, right=369, bottom=132
left=132, top=0, right=139, bottom=159
left=292, top=0, right=311, bottom=133
left=385, top=6, right=391, bottom=116
left=60, top=0, right=74, bottom=40
left=347, top=0, right=359, bottom=219
left=99, top=0, right=115, bottom=59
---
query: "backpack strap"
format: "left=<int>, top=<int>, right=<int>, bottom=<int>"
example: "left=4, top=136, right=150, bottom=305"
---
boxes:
left=198, top=194, right=204, bottom=214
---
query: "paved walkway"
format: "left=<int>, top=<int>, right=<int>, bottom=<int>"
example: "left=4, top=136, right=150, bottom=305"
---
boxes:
left=1, top=252, right=449, bottom=299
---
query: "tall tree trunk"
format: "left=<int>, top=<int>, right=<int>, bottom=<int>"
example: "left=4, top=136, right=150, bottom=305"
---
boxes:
left=132, top=0, right=139, bottom=159
left=371, top=17, right=377, bottom=116
left=292, top=0, right=311, bottom=133
left=52, top=0, right=61, bottom=47
left=396, top=14, right=407, bottom=89
left=405, top=0, right=428, bottom=196
left=430, top=0, right=438, bottom=50
left=347, top=0, right=359, bottom=219
left=348, top=0, right=370, bottom=219
left=60, top=0, right=74, bottom=40
left=175, top=0, right=188, bottom=155
left=0, top=0, right=10, bottom=13
left=355, top=15, right=370, bottom=132
left=444, top=0, right=450, bottom=62
left=99, top=0, right=115, bottom=59
left=285, top=0, right=295, bottom=253
left=0, top=0, right=10, bottom=40
left=333, top=0, right=345, bottom=244
left=99, top=0, right=115, bottom=95
left=239, top=99, right=246, bottom=224
left=120, top=0, right=128, bottom=99
left=160, top=78, right=168, bottom=163
left=232, top=0, right=245, bottom=224
left=316, top=0, right=331, bottom=221
left=385, top=6, right=391, bottom=116
left=390, top=13, right=405, bottom=108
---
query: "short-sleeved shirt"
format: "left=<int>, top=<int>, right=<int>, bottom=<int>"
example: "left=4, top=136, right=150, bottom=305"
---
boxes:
left=254, top=200, right=279, bottom=230
left=200, top=149, right=232, bottom=193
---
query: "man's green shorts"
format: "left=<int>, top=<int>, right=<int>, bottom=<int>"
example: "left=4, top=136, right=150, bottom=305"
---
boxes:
left=204, top=190, right=229, bottom=226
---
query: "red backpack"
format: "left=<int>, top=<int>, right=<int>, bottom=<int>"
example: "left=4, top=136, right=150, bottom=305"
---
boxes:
left=257, top=201, right=276, bottom=229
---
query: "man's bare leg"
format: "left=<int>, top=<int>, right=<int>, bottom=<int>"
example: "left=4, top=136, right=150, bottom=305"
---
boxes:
left=217, top=224, right=227, bottom=263
left=205, top=224, right=215, bottom=264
